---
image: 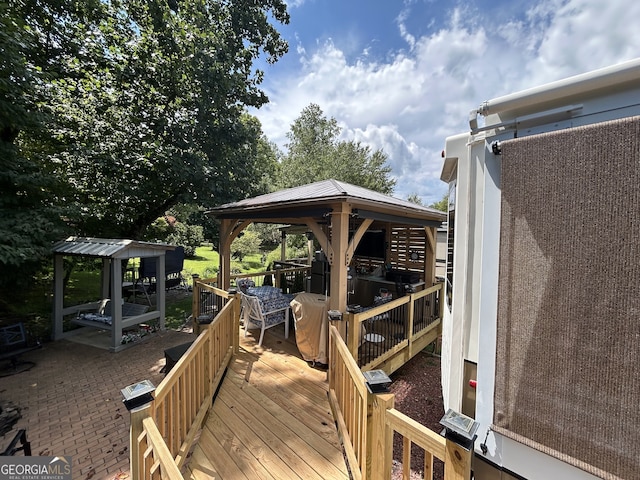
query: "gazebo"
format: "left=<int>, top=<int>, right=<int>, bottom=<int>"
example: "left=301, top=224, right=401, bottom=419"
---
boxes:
left=207, top=179, right=446, bottom=336
left=52, top=237, right=176, bottom=352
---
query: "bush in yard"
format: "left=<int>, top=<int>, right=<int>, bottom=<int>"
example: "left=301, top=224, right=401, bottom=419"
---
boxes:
left=165, top=223, right=204, bottom=257
left=145, top=216, right=203, bottom=257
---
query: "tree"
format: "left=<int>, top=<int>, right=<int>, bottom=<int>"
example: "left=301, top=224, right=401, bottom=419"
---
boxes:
left=407, top=193, right=424, bottom=205
left=429, top=194, right=448, bottom=212
left=231, top=228, right=261, bottom=262
left=45, top=1, right=290, bottom=239
left=0, top=2, right=69, bottom=289
left=1, top=0, right=290, bottom=287
left=279, top=104, right=396, bottom=194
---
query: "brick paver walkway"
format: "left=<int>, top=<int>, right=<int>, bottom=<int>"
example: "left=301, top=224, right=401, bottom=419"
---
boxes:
left=0, top=328, right=195, bottom=480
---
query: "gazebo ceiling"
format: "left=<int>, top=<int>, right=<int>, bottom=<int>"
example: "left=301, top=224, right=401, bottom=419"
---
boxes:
left=207, top=179, right=446, bottom=227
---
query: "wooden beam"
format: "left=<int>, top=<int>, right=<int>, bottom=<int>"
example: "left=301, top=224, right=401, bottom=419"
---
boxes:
left=328, top=204, right=351, bottom=339
left=302, top=217, right=332, bottom=262
left=424, top=227, right=436, bottom=286
left=219, top=219, right=251, bottom=290
left=346, top=218, right=373, bottom=264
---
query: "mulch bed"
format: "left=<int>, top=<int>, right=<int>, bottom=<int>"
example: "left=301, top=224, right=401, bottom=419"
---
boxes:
left=389, top=350, right=444, bottom=480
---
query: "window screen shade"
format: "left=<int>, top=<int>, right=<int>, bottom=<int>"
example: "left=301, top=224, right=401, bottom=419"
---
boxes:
left=494, top=116, right=640, bottom=480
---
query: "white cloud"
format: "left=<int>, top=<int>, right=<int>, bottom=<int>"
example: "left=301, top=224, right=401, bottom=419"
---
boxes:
left=396, top=6, right=416, bottom=50
left=523, top=0, right=640, bottom=85
left=254, top=0, right=640, bottom=204
left=285, top=0, right=307, bottom=9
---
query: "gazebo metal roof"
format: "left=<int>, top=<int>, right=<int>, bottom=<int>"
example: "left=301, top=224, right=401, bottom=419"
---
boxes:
left=208, top=179, right=446, bottom=226
left=52, top=237, right=175, bottom=259
left=206, top=179, right=446, bottom=324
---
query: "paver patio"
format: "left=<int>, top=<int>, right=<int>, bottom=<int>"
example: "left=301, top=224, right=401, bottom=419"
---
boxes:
left=0, top=327, right=195, bottom=480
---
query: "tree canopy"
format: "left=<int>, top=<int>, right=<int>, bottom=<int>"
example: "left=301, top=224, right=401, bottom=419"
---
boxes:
left=1, top=0, right=289, bottom=287
left=279, top=104, right=396, bottom=194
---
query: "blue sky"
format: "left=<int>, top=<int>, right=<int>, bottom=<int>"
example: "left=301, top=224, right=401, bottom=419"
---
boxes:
left=252, top=0, right=640, bottom=205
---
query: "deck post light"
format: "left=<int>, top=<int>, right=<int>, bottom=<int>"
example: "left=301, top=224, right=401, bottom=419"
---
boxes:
left=121, top=379, right=155, bottom=411
left=362, top=369, right=392, bottom=394
left=439, top=408, right=479, bottom=449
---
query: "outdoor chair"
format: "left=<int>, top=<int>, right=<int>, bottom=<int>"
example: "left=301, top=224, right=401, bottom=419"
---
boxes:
left=0, top=323, right=41, bottom=376
left=240, top=291, right=290, bottom=347
left=132, top=246, right=187, bottom=304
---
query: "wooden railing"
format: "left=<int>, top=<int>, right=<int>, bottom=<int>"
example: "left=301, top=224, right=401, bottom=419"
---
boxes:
left=229, top=265, right=309, bottom=293
left=128, top=276, right=449, bottom=479
left=328, top=323, right=370, bottom=480
left=346, top=283, right=443, bottom=375
left=129, top=291, right=239, bottom=480
left=193, top=274, right=442, bottom=376
left=328, top=324, right=472, bottom=480
left=131, top=414, right=183, bottom=480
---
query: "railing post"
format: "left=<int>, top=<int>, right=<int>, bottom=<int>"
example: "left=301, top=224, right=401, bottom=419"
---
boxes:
left=129, top=403, right=153, bottom=480
left=233, top=292, right=240, bottom=354
left=344, top=312, right=359, bottom=361
left=407, top=293, right=416, bottom=357
left=122, top=380, right=156, bottom=480
left=367, top=392, right=395, bottom=480
left=443, top=437, right=473, bottom=480
left=192, top=275, right=201, bottom=326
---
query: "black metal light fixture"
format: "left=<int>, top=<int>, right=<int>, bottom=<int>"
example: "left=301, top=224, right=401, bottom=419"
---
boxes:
left=363, top=369, right=392, bottom=394
left=121, top=379, right=156, bottom=411
left=439, top=408, right=480, bottom=448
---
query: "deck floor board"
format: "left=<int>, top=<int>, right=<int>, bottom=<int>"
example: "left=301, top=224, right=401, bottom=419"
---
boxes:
left=184, top=326, right=349, bottom=480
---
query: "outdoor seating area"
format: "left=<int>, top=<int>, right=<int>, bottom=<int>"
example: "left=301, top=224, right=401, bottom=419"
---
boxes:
left=0, top=302, right=454, bottom=480
left=1, top=180, right=449, bottom=479
left=73, top=299, right=149, bottom=328
left=52, top=238, right=177, bottom=352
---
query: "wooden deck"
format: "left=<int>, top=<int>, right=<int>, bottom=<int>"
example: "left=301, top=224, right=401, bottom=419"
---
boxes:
left=184, top=326, right=350, bottom=480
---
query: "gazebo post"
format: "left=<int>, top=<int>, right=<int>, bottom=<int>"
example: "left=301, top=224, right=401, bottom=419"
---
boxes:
left=52, top=254, right=64, bottom=340
left=424, top=226, right=437, bottom=286
left=101, top=258, right=110, bottom=300
left=110, top=257, right=123, bottom=351
left=328, top=203, right=350, bottom=339
left=219, top=218, right=237, bottom=291
left=156, top=254, right=166, bottom=331
left=280, top=230, right=286, bottom=261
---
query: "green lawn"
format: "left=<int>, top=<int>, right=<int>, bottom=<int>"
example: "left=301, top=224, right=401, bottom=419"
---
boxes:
left=183, top=246, right=220, bottom=279
left=182, top=247, right=268, bottom=279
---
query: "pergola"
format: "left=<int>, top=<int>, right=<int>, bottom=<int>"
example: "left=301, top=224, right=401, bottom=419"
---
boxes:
left=207, top=179, right=446, bottom=335
left=52, top=237, right=175, bottom=352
